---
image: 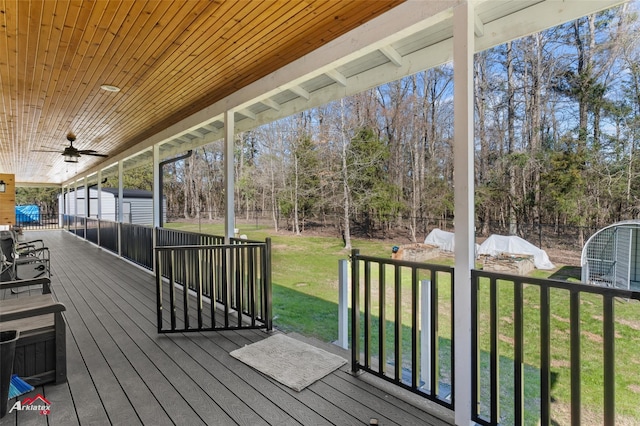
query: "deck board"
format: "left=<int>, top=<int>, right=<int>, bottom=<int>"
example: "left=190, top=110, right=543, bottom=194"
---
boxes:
left=1, top=230, right=453, bottom=426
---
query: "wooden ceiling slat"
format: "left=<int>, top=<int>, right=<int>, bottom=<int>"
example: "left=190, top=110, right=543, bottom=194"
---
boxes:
left=0, top=0, right=19, bottom=154
left=45, top=0, right=169, bottom=152
left=20, top=1, right=40, bottom=152
left=15, top=0, right=28, bottom=145
left=44, top=1, right=90, bottom=141
left=75, top=0, right=172, bottom=145
left=77, top=1, right=214, bottom=150
left=154, top=1, right=389, bottom=118
left=26, top=1, right=50, bottom=146
left=34, top=1, right=78, bottom=152
left=23, top=1, right=52, bottom=177
left=114, top=1, right=368, bottom=147
left=45, top=0, right=116, bottom=152
left=0, top=0, right=404, bottom=183
left=120, top=1, right=288, bottom=127
left=69, top=1, right=142, bottom=144
left=113, top=1, right=314, bottom=146
left=67, top=0, right=126, bottom=130
left=89, top=1, right=259, bottom=151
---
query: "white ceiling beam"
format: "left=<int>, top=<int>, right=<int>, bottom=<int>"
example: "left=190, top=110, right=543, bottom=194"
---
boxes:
left=260, top=98, right=281, bottom=111
left=238, top=109, right=257, bottom=120
left=379, top=45, right=403, bottom=67
left=289, top=85, right=310, bottom=100
left=325, top=69, right=348, bottom=87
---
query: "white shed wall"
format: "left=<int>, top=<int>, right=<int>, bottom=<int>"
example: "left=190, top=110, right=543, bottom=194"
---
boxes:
left=59, top=188, right=164, bottom=226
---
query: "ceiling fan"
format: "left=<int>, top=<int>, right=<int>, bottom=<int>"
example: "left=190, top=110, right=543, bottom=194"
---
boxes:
left=33, top=133, right=109, bottom=163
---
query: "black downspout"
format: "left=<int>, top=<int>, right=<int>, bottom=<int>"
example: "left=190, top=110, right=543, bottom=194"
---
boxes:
left=159, top=150, right=193, bottom=228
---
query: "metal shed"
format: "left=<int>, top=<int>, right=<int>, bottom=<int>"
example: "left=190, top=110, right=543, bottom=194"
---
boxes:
left=581, top=220, right=640, bottom=291
left=59, top=187, right=165, bottom=226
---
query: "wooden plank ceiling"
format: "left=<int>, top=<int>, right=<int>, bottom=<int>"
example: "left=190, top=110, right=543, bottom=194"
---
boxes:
left=0, top=0, right=403, bottom=185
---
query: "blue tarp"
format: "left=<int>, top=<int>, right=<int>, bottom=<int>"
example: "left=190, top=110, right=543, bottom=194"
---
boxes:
left=15, top=205, right=40, bottom=224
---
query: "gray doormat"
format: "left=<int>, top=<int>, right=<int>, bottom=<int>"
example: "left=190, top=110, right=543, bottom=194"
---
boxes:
left=230, top=334, right=347, bottom=391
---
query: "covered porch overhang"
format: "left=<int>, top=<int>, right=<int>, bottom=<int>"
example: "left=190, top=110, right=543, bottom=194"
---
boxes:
left=1, top=1, right=632, bottom=425
left=52, top=3, right=627, bottom=424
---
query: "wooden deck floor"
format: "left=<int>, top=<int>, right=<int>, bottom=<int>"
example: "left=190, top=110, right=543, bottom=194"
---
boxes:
left=1, top=230, right=453, bottom=426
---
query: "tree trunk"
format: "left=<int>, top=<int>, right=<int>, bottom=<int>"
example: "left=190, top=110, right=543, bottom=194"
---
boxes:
left=507, top=42, right=517, bottom=235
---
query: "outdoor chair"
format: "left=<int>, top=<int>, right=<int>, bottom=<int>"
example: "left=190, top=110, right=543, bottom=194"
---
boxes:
left=0, top=230, right=50, bottom=282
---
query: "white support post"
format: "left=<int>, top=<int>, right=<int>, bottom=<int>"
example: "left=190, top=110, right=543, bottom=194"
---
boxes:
left=73, top=180, right=78, bottom=218
left=224, top=110, right=235, bottom=242
left=453, top=2, right=475, bottom=425
left=83, top=177, right=88, bottom=238
left=63, top=186, right=66, bottom=225
left=59, top=186, right=65, bottom=227
left=97, top=170, right=102, bottom=219
left=152, top=144, right=161, bottom=229
left=420, top=279, right=431, bottom=391
left=118, top=161, right=124, bottom=256
left=153, top=144, right=161, bottom=273
left=337, top=259, right=349, bottom=349
left=97, top=170, right=102, bottom=246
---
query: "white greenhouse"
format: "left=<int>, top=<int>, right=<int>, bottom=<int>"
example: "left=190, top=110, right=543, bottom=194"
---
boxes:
left=581, top=220, right=640, bottom=291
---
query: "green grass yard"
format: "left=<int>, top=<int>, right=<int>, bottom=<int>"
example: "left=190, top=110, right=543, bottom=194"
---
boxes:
left=166, top=222, right=640, bottom=424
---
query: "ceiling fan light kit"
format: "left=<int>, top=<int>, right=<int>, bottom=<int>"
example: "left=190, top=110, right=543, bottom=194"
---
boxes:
left=64, top=153, right=79, bottom=163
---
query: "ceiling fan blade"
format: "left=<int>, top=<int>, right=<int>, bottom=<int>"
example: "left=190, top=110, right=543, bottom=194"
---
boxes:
left=32, top=149, right=62, bottom=153
left=37, top=145, right=65, bottom=150
left=81, top=152, right=109, bottom=157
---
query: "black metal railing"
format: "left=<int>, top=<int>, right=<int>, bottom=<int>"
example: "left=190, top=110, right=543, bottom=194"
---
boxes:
left=471, top=270, right=640, bottom=426
left=62, top=214, right=72, bottom=231
left=98, top=220, right=119, bottom=254
left=155, top=239, right=272, bottom=333
left=156, top=227, right=224, bottom=247
left=86, top=218, right=99, bottom=244
left=61, top=216, right=273, bottom=334
left=350, top=249, right=455, bottom=410
left=14, top=212, right=60, bottom=230
left=121, top=223, right=153, bottom=268
left=74, top=216, right=86, bottom=238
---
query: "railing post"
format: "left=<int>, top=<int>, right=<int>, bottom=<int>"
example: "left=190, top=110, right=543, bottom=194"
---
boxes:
left=570, top=290, right=581, bottom=426
left=264, top=237, right=272, bottom=331
left=540, top=285, right=551, bottom=426
left=153, top=227, right=158, bottom=274
left=420, top=279, right=431, bottom=391
left=603, top=293, right=615, bottom=426
left=117, top=222, right=122, bottom=257
left=350, top=249, right=360, bottom=373
left=337, top=259, right=349, bottom=349
left=155, top=247, right=163, bottom=333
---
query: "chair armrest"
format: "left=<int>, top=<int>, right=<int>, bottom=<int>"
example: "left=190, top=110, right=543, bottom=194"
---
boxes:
left=0, top=301, right=66, bottom=322
left=18, top=245, right=49, bottom=256
left=0, top=277, right=51, bottom=294
left=17, top=239, right=45, bottom=247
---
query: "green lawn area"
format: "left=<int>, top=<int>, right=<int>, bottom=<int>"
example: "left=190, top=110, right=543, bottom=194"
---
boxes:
left=165, top=221, right=640, bottom=424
